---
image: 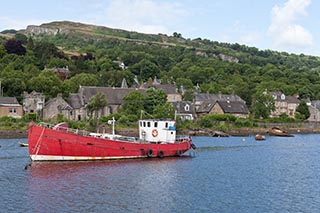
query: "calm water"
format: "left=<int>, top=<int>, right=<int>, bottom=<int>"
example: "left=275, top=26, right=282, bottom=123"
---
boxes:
left=1, top=135, right=320, bottom=212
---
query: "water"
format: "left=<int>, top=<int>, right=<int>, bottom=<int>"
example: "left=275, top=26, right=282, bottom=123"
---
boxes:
left=1, top=135, right=320, bottom=212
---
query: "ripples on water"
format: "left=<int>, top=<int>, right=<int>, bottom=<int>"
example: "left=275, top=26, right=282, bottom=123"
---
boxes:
left=1, top=135, right=320, bottom=212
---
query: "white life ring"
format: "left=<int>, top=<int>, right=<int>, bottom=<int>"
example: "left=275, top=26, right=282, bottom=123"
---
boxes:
left=152, top=129, right=158, bottom=137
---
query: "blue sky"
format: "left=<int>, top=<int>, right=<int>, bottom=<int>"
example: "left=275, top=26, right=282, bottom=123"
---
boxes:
left=1, top=0, right=319, bottom=56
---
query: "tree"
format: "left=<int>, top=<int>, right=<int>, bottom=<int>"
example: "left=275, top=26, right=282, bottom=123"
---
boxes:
left=295, top=101, right=310, bottom=120
left=27, top=70, right=62, bottom=98
left=144, top=88, right=167, bottom=114
left=252, top=92, right=275, bottom=119
left=63, top=73, right=99, bottom=93
left=153, top=102, right=175, bottom=119
left=4, top=38, right=26, bottom=55
left=120, top=91, right=145, bottom=115
left=129, top=59, right=160, bottom=81
left=87, top=92, right=107, bottom=118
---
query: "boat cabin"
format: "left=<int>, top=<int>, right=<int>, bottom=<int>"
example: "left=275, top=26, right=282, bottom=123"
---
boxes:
left=139, top=119, right=176, bottom=143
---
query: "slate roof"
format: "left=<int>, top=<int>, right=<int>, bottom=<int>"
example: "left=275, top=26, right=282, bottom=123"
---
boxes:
left=196, top=100, right=215, bottom=113
left=268, top=92, right=300, bottom=103
left=141, top=83, right=179, bottom=94
left=79, top=86, right=145, bottom=105
left=45, top=96, right=72, bottom=109
left=195, top=93, right=245, bottom=103
left=172, top=101, right=195, bottom=114
left=216, top=101, right=249, bottom=114
left=68, top=93, right=83, bottom=109
left=0, top=97, right=20, bottom=105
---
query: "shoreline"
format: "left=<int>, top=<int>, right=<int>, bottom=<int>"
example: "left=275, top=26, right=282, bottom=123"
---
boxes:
left=1, top=127, right=320, bottom=139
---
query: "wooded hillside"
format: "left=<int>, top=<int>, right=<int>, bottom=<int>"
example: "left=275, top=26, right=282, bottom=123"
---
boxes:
left=1, top=21, right=320, bottom=108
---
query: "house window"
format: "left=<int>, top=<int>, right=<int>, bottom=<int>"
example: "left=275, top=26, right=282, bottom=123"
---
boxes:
left=184, top=104, right=190, bottom=111
left=9, top=108, right=17, bottom=113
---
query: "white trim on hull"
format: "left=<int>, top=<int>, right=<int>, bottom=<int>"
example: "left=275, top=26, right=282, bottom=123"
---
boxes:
left=30, top=154, right=151, bottom=161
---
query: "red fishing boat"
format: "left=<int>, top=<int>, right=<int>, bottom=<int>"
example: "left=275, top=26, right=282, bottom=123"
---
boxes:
left=28, top=119, right=195, bottom=161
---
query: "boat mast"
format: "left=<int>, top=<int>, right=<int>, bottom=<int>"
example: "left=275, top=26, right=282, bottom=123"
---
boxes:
left=108, top=117, right=115, bottom=137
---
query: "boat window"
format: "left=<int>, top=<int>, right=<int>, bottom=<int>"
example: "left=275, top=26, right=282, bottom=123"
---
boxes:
left=140, top=121, right=142, bottom=127
left=143, top=121, right=146, bottom=127
left=154, top=122, right=158, bottom=127
left=165, top=122, right=168, bottom=128
left=147, top=122, right=151, bottom=127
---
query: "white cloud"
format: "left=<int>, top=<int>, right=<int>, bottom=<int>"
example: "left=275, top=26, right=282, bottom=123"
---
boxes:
left=268, top=0, right=313, bottom=51
left=101, top=0, right=187, bottom=35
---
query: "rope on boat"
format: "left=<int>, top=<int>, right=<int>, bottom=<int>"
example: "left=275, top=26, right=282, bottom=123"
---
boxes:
left=33, top=127, right=46, bottom=161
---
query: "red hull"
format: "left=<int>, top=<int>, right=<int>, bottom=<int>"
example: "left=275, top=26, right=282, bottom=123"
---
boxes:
left=28, top=123, right=193, bottom=161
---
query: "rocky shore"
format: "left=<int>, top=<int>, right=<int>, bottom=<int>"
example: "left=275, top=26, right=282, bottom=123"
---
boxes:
left=1, top=126, right=320, bottom=139
left=0, top=130, right=28, bottom=139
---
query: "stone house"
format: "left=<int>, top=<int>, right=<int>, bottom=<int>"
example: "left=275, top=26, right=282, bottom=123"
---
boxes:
left=43, top=94, right=73, bottom=120
left=0, top=97, right=23, bottom=118
left=307, top=100, right=320, bottom=122
left=22, top=91, right=45, bottom=117
left=172, top=101, right=195, bottom=120
left=45, top=66, right=71, bottom=81
left=194, top=93, right=248, bottom=117
left=67, top=84, right=182, bottom=121
left=211, top=100, right=249, bottom=118
left=267, top=92, right=300, bottom=118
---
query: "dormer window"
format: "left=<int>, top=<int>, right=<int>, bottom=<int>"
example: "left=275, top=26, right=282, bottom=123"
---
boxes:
left=184, top=104, right=190, bottom=111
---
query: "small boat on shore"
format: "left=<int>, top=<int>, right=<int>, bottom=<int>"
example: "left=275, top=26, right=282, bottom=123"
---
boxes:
left=255, top=134, right=266, bottom=141
left=19, top=142, right=28, bottom=147
left=212, top=131, right=229, bottom=137
left=28, top=118, right=196, bottom=161
left=268, top=127, right=294, bottom=137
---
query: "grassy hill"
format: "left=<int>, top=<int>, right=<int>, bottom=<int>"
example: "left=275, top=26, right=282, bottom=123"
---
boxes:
left=1, top=20, right=320, bottom=106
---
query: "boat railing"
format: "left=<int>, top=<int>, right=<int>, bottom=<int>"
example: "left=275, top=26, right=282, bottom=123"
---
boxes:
left=38, top=122, right=90, bottom=136
left=175, top=135, right=191, bottom=143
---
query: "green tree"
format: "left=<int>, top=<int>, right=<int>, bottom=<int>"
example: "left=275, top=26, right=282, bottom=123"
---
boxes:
left=153, top=102, right=175, bottom=119
left=252, top=92, right=275, bottom=119
left=87, top=92, right=107, bottom=118
left=63, top=73, right=99, bottom=93
left=295, top=101, right=310, bottom=120
left=120, top=91, right=145, bottom=115
left=27, top=70, right=62, bottom=98
left=130, top=59, right=160, bottom=81
left=144, top=88, right=167, bottom=114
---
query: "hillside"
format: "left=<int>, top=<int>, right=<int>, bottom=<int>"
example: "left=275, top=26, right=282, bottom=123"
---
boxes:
left=1, top=21, right=320, bottom=107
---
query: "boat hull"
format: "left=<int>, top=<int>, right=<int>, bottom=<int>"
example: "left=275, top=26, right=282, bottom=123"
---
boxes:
left=28, top=123, right=192, bottom=161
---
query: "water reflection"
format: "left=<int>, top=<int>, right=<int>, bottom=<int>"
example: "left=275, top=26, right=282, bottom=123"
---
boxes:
left=1, top=135, right=320, bottom=212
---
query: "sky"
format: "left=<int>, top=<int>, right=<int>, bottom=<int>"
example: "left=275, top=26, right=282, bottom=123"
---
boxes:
left=1, top=0, right=319, bottom=56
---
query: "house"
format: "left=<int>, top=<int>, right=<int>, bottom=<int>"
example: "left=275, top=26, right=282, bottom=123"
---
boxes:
left=211, top=100, right=249, bottom=118
left=141, top=78, right=182, bottom=102
left=43, top=94, right=73, bottom=120
left=172, top=101, right=195, bottom=120
left=194, top=93, right=248, bottom=117
left=68, top=93, right=86, bottom=121
left=68, top=86, right=145, bottom=121
left=0, top=97, right=23, bottom=118
left=267, top=92, right=300, bottom=118
left=67, top=83, right=182, bottom=121
left=22, top=91, right=45, bottom=117
left=45, top=66, right=71, bottom=81
left=307, top=100, right=320, bottom=122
